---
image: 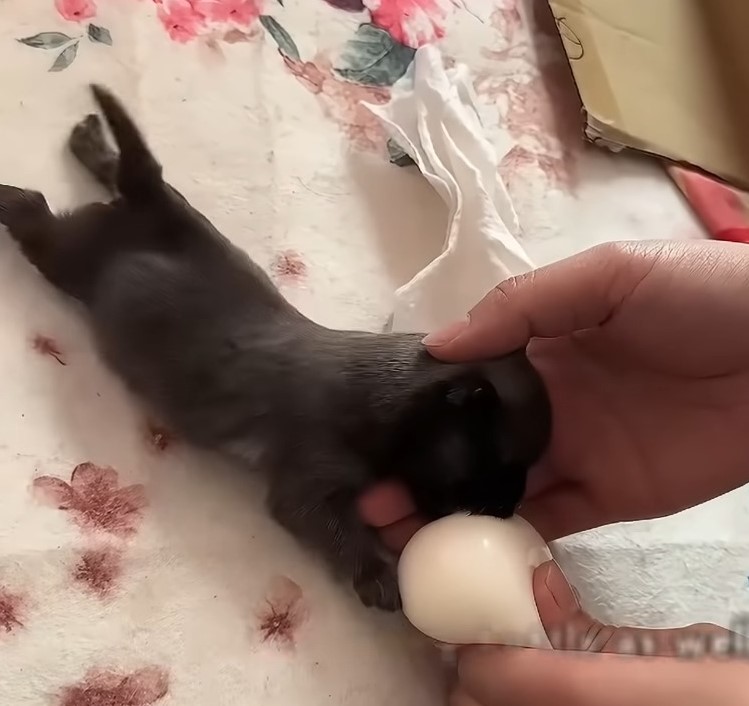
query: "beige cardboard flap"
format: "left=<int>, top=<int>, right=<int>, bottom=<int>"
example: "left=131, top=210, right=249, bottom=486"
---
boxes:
left=549, top=0, right=749, bottom=189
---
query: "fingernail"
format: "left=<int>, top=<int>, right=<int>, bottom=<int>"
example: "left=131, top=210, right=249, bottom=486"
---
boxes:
left=421, top=316, right=470, bottom=347
left=542, top=561, right=580, bottom=612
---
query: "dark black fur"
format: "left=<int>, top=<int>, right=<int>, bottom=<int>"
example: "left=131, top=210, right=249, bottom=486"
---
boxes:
left=0, top=86, right=551, bottom=610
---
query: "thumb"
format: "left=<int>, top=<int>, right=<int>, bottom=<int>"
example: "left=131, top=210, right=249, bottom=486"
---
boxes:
left=422, top=242, right=655, bottom=362
left=455, top=640, right=746, bottom=706
left=452, top=561, right=748, bottom=706
left=534, top=560, right=731, bottom=656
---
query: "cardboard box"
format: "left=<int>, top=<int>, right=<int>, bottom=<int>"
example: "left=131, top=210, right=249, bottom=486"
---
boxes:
left=548, top=0, right=749, bottom=190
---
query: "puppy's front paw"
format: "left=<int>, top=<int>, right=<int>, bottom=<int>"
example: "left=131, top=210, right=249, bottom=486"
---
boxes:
left=354, top=559, right=401, bottom=611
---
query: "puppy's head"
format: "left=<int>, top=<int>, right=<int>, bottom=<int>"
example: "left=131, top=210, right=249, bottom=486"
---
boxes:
left=381, top=349, right=551, bottom=520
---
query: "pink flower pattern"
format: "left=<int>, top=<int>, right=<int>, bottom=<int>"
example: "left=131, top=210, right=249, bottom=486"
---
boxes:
left=154, top=0, right=207, bottom=42
left=151, top=0, right=262, bottom=42
left=74, top=546, right=124, bottom=598
left=284, top=53, right=391, bottom=152
left=477, top=4, right=582, bottom=194
left=363, top=0, right=451, bottom=48
left=148, top=0, right=449, bottom=47
left=193, top=0, right=261, bottom=25
left=256, top=575, right=308, bottom=649
left=60, top=666, right=169, bottom=706
left=55, top=0, right=97, bottom=22
left=272, top=249, right=308, bottom=284
left=33, top=462, right=148, bottom=538
left=0, top=589, right=24, bottom=634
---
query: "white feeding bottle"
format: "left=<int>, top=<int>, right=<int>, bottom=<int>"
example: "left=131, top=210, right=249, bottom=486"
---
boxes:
left=397, top=513, right=553, bottom=648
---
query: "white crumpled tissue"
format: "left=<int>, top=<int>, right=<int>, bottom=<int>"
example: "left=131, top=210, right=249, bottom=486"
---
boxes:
left=365, top=44, right=535, bottom=334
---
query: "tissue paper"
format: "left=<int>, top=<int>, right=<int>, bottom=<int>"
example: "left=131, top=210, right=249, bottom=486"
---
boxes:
left=366, top=45, right=535, bottom=334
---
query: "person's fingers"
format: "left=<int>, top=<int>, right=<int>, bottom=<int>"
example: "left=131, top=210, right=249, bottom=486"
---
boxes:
left=378, top=515, right=427, bottom=553
left=453, top=559, right=747, bottom=706
left=448, top=688, right=482, bottom=706
left=423, top=242, right=658, bottom=361
left=533, top=560, right=580, bottom=619
left=518, top=485, right=600, bottom=541
left=533, top=561, right=732, bottom=656
left=357, top=481, right=415, bottom=527
left=457, top=643, right=746, bottom=706
left=532, top=560, right=617, bottom=651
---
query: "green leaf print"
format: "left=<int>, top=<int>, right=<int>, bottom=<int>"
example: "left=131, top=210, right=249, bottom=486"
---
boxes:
left=87, top=24, right=113, bottom=46
left=259, top=16, right=301, bottom=61
left=335, top=23, right=415, bottom=87
left=18, top=32, right=74, bottom=49
left=49, top=41, right=79, bottom=72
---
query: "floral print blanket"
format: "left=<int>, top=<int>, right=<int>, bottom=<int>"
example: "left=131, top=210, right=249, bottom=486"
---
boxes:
left=0, top=1, right=741, bottom=705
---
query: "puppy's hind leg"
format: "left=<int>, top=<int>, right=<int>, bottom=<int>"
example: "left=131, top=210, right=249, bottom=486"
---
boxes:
left=69, top=114, right=119, bottom=195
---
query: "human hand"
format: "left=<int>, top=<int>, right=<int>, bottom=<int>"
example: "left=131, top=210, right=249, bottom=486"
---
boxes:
left=363, top=240, right=749, bottom=543
left=449, top=560, right=749, bottom=706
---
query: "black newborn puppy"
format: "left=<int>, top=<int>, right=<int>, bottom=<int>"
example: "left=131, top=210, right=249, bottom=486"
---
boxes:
left=0, top=86, right=551, bottom=610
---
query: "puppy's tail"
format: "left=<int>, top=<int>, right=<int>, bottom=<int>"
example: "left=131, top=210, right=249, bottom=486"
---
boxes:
left=90, top=84, right=163, bottom=201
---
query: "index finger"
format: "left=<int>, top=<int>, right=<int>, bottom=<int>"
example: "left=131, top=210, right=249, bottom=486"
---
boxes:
left=357, top=480, right=415, bottom=527
left=424, top=242, right=658, bottom=361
